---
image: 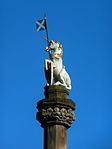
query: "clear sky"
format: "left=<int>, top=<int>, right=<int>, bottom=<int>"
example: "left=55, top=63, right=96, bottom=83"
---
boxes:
left=0, top=0, right=112, bottom=149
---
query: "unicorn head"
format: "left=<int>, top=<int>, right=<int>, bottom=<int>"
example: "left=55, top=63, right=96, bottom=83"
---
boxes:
left=45, top=40, right=63, bottom=59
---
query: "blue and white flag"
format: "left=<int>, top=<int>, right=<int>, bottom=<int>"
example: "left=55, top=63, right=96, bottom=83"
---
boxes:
left=36, top=19, right=47, bottom=32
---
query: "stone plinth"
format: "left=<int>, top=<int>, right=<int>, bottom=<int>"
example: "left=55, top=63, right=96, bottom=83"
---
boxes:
left=36, top=85, right=76, bottom=149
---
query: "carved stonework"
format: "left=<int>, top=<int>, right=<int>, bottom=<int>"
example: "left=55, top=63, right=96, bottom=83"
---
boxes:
left=36, top=85, right=76, bottom=128
left=37, top=106, right=75, bottom=128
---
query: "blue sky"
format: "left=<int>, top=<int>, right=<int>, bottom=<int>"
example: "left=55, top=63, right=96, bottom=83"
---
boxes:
left=0, top=0, right=112, bottom=149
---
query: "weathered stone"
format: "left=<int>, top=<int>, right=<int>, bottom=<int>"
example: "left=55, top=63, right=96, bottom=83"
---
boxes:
left=44, top=85, right=69, bottom=99
left=36, top=85, right=76, bottom=149
left=44, top=125, right=67, bottom=149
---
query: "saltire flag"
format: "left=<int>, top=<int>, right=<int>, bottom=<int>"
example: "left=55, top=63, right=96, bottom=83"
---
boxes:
left=36, top=19, right=47, bottom=32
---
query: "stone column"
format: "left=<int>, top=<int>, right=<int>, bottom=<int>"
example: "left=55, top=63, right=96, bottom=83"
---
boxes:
left=36, top=85, right=76, bottom=149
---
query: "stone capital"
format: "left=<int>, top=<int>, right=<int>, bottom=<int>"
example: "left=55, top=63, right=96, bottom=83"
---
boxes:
left=36, top=85, right=76, bottom=128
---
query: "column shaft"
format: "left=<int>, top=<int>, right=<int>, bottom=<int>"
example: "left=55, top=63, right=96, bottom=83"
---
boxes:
left=44, top=125, right=67, bottom=149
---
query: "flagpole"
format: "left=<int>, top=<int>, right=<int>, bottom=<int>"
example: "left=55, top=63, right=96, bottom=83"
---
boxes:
left=44, top=15, right=49, bottom=46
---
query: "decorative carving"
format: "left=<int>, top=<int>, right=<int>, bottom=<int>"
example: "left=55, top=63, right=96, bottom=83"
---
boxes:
left=37, top=106, right=75, bottom=127
left=36, top=85, right=76, bottom=128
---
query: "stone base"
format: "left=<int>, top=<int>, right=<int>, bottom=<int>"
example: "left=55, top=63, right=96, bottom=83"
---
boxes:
left=44, top=85, right=69, bottom=99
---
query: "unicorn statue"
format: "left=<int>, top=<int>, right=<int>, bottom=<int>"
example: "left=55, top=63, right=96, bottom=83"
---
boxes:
left=44, top=40, right=71, bottom=90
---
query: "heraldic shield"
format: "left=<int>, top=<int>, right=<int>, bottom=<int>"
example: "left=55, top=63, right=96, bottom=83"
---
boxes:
left=44, top=59, right=53, bottom=85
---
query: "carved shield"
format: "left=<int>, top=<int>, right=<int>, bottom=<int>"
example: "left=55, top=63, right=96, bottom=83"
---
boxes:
left=45, top=60, right=53, bottom=85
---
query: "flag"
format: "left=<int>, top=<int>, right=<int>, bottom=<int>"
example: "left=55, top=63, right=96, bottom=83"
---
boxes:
left=36, top=19, right=47, bottom=32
